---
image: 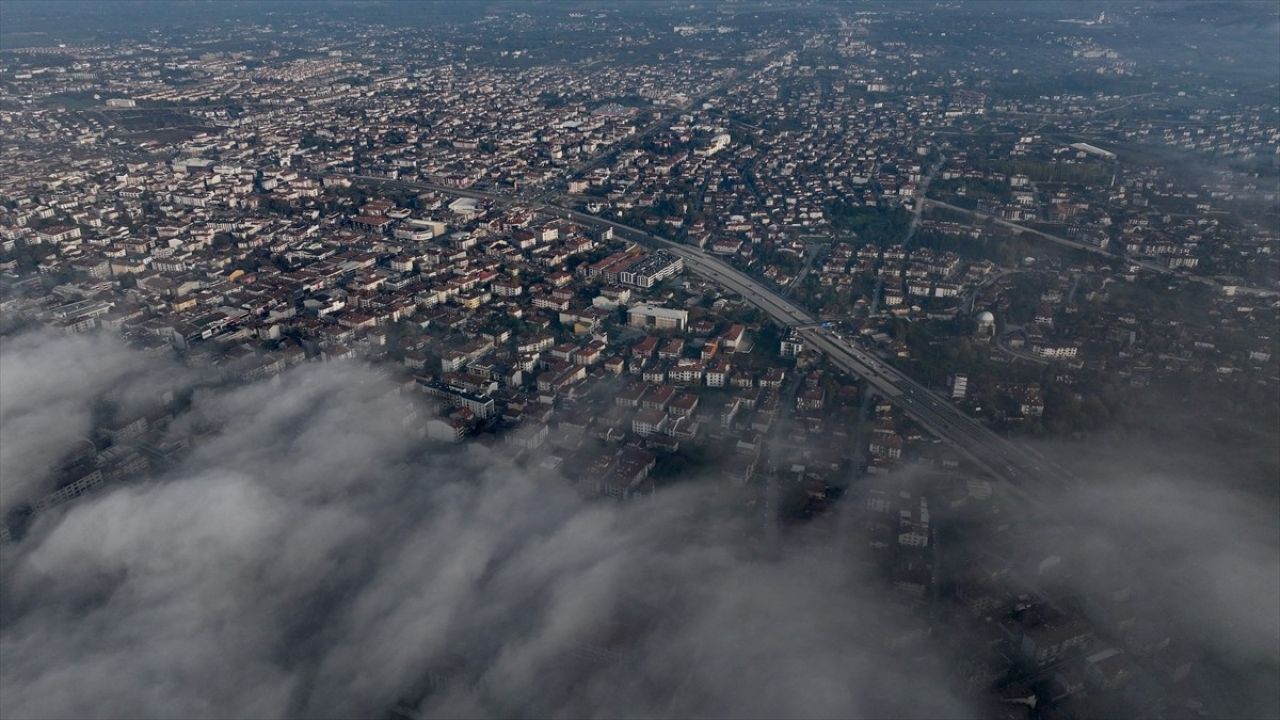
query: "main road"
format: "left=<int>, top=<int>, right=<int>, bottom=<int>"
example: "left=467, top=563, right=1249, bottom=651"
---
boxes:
left=345, top=174, right=1075, bottom=500
left=922, top=198, right=1280, bottom=298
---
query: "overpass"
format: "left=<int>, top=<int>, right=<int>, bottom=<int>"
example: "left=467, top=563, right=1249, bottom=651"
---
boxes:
left=344, top=174, right=1075, bottom=499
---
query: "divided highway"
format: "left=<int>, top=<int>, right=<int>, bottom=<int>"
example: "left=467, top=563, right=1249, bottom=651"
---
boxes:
left=345, top=174, right=1075, bottom=499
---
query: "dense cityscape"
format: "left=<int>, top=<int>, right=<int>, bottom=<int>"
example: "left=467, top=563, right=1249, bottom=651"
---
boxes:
left=0, top=2, right=1277, bottom=719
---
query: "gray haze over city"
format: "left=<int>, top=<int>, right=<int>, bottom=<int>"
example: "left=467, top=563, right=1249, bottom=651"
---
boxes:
left=0, top=2, right=1277, bottom=719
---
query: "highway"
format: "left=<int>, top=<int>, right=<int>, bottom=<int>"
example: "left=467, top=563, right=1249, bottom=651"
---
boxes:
left=345, top=174, right=1075, bottom=499
left=577, top=213, right=1073, bottom=500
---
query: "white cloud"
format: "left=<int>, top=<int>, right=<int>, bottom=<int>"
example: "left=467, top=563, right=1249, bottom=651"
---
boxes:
left=0, top=332, right=973, bottom=720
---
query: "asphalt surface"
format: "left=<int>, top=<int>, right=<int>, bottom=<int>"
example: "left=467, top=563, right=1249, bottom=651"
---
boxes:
left=922, top=198, right=1279, bottom=298
left=345, top=174, right=1077, bottom=501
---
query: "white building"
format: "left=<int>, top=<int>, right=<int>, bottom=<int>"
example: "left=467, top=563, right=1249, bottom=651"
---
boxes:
left=693, top=133, right=731, bottom=157
left=628, top=304, right=688, bottom=331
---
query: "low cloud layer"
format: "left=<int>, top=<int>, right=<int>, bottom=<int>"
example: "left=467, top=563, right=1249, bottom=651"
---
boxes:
left=2, top=329, right=1276, bottom=719
left=0, top=331, right=972, bottom=719
left=0, top=332, right=163, bottom=515
left=1016, top=454, right=1280, bottom=719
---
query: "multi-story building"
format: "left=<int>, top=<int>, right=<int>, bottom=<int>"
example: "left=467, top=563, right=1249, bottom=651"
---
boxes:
left=628, top=304, right=688, bottom=331
left=419, top=380, right=496, bottom=420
